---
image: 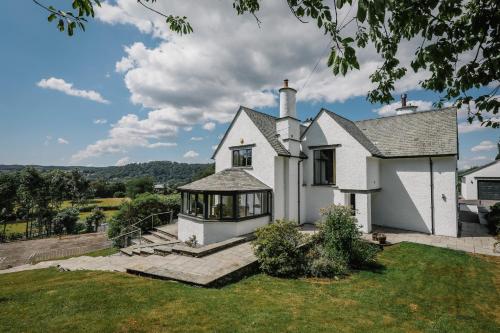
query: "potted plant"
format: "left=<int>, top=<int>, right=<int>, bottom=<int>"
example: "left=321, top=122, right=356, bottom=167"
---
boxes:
left=372, top=232, right=379, bottom=241
left=378, top=233, right=387, bottom=245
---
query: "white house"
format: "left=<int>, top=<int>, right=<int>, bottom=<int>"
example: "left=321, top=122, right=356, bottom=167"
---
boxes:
left=461, top=156, right=500, bottom=201
left=178, top=80, right=459, bottom=245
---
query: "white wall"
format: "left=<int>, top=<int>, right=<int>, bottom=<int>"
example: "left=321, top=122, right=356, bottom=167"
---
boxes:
left=432, top=156, right=458, bottom=236
left=301, top=111, right=372, bottom=190
left=215, top=110, right=277, bottom=188
left=372, top=157, right=457, bottom=236
left=461, top=161, right=500, bottom=200
left=366, top=157, right=380, bottom=189
left=178, top=215, right=271, bottom=245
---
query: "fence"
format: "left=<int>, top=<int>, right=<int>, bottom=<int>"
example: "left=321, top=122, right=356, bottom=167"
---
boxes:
left=28, top=242, right=112, bottom=264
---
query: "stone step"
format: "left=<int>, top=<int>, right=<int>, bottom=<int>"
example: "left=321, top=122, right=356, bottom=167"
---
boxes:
left=149, top=230, right=176, bottom=242
left=140, top=247, right=155, bottom=256
left=154, top=225, right=178, bottom=238
left=120, top=246, right=135, bottom=256
left=172, top=235, right=251, bottom=258
left=141, top=234, right=164, bottom=244
left=153, top=245, right=175, bottom=256
left=132, top=248, right=142, bottom=256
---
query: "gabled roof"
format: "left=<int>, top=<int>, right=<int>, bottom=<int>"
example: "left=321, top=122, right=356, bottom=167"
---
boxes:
left=354, top=107, right=458, bottom=158
left=178, top=168, right=272, bottom=192
left=460, top=160, right=499, bottom=176
left=211, top=106, right=289, bottom=159
left=324, top=110, right=383, bottom=157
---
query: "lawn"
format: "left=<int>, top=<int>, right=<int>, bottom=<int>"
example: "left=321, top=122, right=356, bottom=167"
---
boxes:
left=61, top=197, right=129, bottom=209
left=0, top=243, right=498, bottom=332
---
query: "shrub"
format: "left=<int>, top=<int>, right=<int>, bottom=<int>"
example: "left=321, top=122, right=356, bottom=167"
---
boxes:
left=108, top=193, right=180, bottom=241
left=306, top=243, right=348, bottom=277
left=113, top=191, right=126, bottom=198
left=316, top=205, right=379, bottom=270
left=74, top=222, right=86, bottom=234
left=85, top=208, right=106, bottom=233
left=53, top=208, right=80, bottom=234
left=253, top=220, right=305, bottom=278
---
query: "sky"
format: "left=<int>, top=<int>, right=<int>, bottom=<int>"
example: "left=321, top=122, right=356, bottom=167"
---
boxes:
left=0, top=1, right=498, bottom=169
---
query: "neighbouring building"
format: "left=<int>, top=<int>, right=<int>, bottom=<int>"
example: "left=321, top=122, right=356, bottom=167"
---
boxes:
left=461, top=150, right=500, bottom=201
left=177, top=80, right=459, bottom=245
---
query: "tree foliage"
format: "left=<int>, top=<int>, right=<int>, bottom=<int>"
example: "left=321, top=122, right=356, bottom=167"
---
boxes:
left=34, top=0, right=500, bottom=127
left=125, top=176, right=154, bottom=199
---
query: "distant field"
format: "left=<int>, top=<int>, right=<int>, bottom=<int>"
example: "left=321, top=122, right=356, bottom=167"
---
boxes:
left=61, top=197, right=129, bottom=209
left=3, top=198, right=128, bottom=237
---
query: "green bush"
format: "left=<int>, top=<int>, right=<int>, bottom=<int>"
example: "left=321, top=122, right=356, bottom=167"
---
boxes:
left=53, top=208, right=80, bottom=234
left=486, top=203, right=500, bottom=236
left=85, top=208, right=106, bottom=233
left=253, top=220, right=305, bottom=278
left=306, top=243, right=348, bottom=277
left=108, top=193, right=180, bottom=241
left=312, top=205, right=379, bottom=274
left=113, top=191, right=126, bottom=198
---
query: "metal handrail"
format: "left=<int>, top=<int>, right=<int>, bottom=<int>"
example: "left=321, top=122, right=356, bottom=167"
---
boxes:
left=110, top=211, right=173, bottom=247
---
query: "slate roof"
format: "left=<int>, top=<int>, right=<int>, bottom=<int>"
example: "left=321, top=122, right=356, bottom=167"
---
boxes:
left=354, top=107, right=458, bottom=157
left=178, top=168, right=272, bottom=192
left=241, top=107, right=290, bottom=156
left=324, top=110, right=383, bottom=157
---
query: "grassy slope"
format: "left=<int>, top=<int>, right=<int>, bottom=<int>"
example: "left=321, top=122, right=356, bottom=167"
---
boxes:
left=0, top=243, right=498, bottom=333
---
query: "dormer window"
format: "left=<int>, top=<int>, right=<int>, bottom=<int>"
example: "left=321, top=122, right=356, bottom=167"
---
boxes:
left=232, top=148, right=252, bottom=167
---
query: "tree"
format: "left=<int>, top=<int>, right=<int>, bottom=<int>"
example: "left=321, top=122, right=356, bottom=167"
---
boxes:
left=53, top=208, right=80, bottom=234
left=85, top=207, right=106, bottom=232
left=0, top=172, right=19, bottom=219
left=34, top=0, right=499, bottom=128
left=125, top=177, right=154, bottom=199
left=17, top=167, right=54, bottom=238
left=67, top=169, right=92, bottom=206
left=45, top=169, right=70, bottom=210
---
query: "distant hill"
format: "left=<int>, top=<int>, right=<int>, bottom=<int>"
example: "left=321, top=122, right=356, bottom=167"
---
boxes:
left=0, top=161, right=214, bottom=185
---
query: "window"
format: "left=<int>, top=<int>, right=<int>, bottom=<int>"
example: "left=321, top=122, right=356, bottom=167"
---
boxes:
left=314, top=149, right=335, bottom=185
left=182, top=191, right=270, bottom=220
left=221, top=195, right=234, bottom=218
left=350, top=193, right=356, bottom=215
left=232, top=148, right=252, bottom=167
left=208, top=194, right=221, bottom=219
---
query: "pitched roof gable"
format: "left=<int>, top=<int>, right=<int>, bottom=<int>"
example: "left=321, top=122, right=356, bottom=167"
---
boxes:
left=211, top=106, right=290, bottom=159
left=460, top=160, right=499, bottom=176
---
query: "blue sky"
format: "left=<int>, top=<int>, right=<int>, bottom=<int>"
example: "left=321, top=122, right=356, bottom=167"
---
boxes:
left=0, top=1, right=498, bottom=169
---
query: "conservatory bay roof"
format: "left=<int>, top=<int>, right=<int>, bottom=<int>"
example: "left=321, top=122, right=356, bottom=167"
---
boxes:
left=178, top=168, right=272, bottom=192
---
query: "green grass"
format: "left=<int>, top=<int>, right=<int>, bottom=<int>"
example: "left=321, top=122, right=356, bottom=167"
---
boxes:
left=39, top=247, right=119, bottom=262
left=61, top=197, right=129, bottom=209
left=2, top=221, right=26, bottom=236
left=0, top=243, right=498, bottom=333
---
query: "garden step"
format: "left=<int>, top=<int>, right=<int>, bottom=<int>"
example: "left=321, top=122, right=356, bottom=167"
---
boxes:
left=154, top=224, right=178, bottom=238
left=153, top=245, right=175, bottom=256
left=172, top=235, right=253, bottom=258
left=148, top=230, right=176, bottom=242
left=120, top=246, right=135, bottom=256
left=141, top=234, right=164, bottom=244
left=132, top=248, right=142, bottom=256
left=139, top=248, right=155, bottom=256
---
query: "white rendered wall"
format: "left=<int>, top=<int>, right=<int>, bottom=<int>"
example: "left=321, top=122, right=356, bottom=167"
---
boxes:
left=366, top=157, right=380, bottom=189
left=372, top=157, right=457, bottom=236
left=432, top=156, right=458, bottom=236
left=177, top=215, right=271, bottom=245
left=214, top=110, right=277, bottom=188
left=355, top=193, right=372, bottom=233
left=461, top=161, right=500, bottom=200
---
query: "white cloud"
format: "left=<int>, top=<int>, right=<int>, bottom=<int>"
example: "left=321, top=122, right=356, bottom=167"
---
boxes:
left=57, top=138, right=69, bottom=145
left=458, top=156, right=492, bottom=170
left=471, top=140, right=496, bottom=152
left=37, top=77, right=109, bottom=104
left=183, top=150, right=199, bottom=158
left=115, top=156, right=131, bottom=166
left=458, top=117, right=500, bottom=133
left=44, top=135, right=52, bottom=146
left=373, top=100, right=434, bottom=117
left=184, top=127, right=193, bottom=132
left=94, top=119, right=108, bottom=125
left=203, top=122, right=216, bottom=131
left=212, top=145, right=218, bottom=150
left=94, top=1, right=430, bottom=130
left=147, top=142, right=177, bottom=148
left=471, top=156, right=488, bottom=161
left=190, top=136, right=204, bottom=141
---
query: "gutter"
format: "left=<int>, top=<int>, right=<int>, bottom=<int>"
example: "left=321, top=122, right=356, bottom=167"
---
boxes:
left=429, top=157, right=435, bottom=235
left=298, top=159, right=303, bottom=224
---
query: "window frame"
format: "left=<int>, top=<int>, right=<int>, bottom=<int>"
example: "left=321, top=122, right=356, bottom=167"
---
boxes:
left=232, top=148, right=253, bottom=167
left=313, top=148, right=336, bottom=185
left=180, top=190, right=271, bottom=222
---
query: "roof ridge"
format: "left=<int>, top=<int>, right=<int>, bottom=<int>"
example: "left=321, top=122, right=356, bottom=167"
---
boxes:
left=241, top=106, right=277, bottom=119
left=355, top=106, right=457, bottom=123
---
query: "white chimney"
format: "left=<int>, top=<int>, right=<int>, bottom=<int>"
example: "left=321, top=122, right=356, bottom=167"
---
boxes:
left=396, top=93, right=418, bottom=115
left=279, top=79, right=297, bottom=118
